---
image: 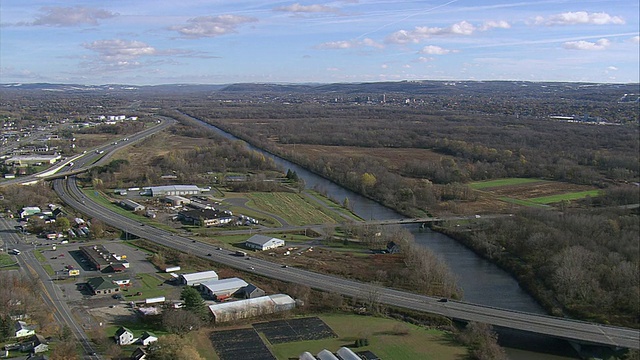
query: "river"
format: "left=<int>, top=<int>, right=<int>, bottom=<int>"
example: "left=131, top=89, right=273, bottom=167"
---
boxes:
left=185, top=113, right=577, bottom=359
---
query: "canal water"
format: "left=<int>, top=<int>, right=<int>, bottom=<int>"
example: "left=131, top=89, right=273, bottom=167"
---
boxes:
left=186, top=114, right=576, bottom=359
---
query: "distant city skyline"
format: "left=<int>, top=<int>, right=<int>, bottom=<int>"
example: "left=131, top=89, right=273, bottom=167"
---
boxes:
left=1, top=0, right=638, bottom=85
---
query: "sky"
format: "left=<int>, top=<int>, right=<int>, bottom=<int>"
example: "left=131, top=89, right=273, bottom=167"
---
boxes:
left=1, top=0, right=638, bottom=85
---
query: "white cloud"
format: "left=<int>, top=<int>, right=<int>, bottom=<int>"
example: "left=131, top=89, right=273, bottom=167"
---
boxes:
left=419, top=45, right=452, bottom=55
left=274, top=3, right=339, bottom=14
left=607, top=66, right=618, bottom=71
left=417, top=57, right=434, bottom=62
left=170, top=15, right=257, bottom=38
left=534, top=11, right=625, bottom=26
left=83, top=39, right=159, bottom=69
left=21, top=6, right=118, bottom=27
left=317, top=38, right=383, bottom=49
left=563, top=38, right=611, bottom=51
left=631, top=36, right=640, bottom=44
left=385, top=20, right=507, bottom=44
left=480, top=20, right=510, bottom=31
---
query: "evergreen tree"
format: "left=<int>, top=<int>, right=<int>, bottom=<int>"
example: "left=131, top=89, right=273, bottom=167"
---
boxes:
left=180, top=287, right=206, bottom=317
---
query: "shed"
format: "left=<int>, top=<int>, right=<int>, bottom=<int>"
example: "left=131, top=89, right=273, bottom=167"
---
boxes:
left=179, top=270, right=219, bottom=286
left=245, top=234, right=285, bottom=251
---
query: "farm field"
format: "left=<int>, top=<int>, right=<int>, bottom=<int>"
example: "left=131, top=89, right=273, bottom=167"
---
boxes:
left=269, top=313, right=466, bottom=360
left=246, top=192, right=343, bottom=226
left=469, top=178, right=600, bottom=208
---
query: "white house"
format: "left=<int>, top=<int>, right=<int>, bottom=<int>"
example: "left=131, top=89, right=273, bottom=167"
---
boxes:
left=138, top=331, right=158, bottom=346
left=14, top=321, right=35, bottom=338
left=115, top=326, right=135, bottom=345
left=245, top=235, right=285, bottom=251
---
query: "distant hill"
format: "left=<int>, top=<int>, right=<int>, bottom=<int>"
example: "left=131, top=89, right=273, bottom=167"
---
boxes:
left=2, top=81, right=638, bottom=101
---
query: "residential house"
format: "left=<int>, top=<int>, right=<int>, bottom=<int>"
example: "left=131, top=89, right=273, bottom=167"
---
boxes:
left=14, top=321, right=35, bottom=338
left=131, top=347, right=148, bottom=360
left=138, top=332, right=158, bottom=346
left=20, top=334, right=48, bottom=354
left=115, top=326, right=135, bottom=345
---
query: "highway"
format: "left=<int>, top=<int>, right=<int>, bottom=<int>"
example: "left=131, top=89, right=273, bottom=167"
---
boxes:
left=53, top=176, right=640, bottom=350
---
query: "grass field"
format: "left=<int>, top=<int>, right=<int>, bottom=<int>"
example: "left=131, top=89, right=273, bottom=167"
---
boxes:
left=269, top=314, right=467, bottom=360
left=469, top=178, right=544, bottom=189
left=246, top=192, right=342, bottom=226
left=528, top=190, right=601, bottom=204
left=305, top=190, right=363, bottom=222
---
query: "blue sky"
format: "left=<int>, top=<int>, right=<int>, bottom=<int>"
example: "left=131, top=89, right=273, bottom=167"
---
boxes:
left=1, top=0, right=638, bottom=85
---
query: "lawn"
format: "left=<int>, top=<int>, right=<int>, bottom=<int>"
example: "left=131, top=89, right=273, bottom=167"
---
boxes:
left=528, top=190, right=602, bottom=204
left=269, top=314, right=467, bottom=360
left=247, top=192, right=342, bottom=226
left=125, top=273, right=168, bottom=301
left=469, top=178, right=543, bottom=190
left=0, top=253, right=18, bottom=269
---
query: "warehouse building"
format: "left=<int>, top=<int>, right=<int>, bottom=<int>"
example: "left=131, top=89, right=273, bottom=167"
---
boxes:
left=179, top=270, right=219, bottom=286
left=245, top=234, right=285, bottom=251
left=4, top=154, right=62, bottom=166
left=208, top=294, right=295, bottom=323
left=120, top=199, right=145, bottom=212
left=147, top=185, right=202, bottom=197
left=163, top=195, right=191, bottom=206
left=80, top=245, right=129, bottom=272
left=199, top=278, right=248, bottom=300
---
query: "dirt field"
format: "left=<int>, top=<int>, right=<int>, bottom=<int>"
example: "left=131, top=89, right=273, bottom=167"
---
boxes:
left=478, top=181, right=596, bottom=200
left=111, top=131, right=215, bottom=167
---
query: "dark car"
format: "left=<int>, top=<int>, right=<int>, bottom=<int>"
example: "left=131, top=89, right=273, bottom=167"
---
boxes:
left=438, top=298, right=448, bottom=303
left=207, top=253, right=212, bottom=256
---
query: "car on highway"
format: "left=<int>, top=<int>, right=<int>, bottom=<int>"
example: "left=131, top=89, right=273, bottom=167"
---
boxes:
left=207, top=253, right=212, bottom=256
left=248, top=267, right=254, bottom=270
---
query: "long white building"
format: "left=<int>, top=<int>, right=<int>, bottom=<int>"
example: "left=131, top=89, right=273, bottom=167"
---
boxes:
left=208, top=294, right=295, bottom=323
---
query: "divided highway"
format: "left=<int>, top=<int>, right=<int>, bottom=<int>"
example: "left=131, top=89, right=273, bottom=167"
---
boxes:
left=53, top=177, right=640, bottom=350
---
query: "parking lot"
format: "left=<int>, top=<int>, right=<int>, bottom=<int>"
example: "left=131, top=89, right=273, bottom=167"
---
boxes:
left=41, top=240, right=161, bottom=302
